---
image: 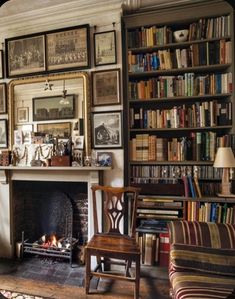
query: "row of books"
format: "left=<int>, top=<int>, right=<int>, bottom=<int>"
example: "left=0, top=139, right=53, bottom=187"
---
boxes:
left=127, top=15, right=231, bottom=48
left=128, top=72, right=232, bottom=99
left=136, top=231, right=170, bottom=266
left=131, top=165, right=224, bottom=180
left=200, top=182, right=221, bottom=196
left=128, top=40, right=231, bottom=73
left=137, top=199, right=235, bottom=226
left=131, top=178, right=221, bottom=197
left=187, top=202, right=235, bottom=224
left=130, top=101, right=232, bottom=130
left=130, top=133, right=232, bottom=162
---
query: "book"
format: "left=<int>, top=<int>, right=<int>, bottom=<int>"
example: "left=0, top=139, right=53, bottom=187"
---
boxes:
left=194, top=176, right=202, bottom=198
left=137, top=209, right=179, bottom=215
left=188, top=175, right=196, bottom=198
left=144, top=233, right=155, bottom=265
left=159, top=232, right=170, bottom=267
left=182, top=175, right=189, bottom=197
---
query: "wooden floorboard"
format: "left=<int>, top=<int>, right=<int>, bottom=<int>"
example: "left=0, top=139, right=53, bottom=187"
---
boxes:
left=0, top=266, right=170, bottom=299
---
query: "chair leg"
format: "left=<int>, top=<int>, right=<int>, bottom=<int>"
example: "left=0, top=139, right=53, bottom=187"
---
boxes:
left=85, top=250, right=91, bottom=294
left=134, top=257, right=140, bottom=299
left=125, top=260, right=132, bottom=277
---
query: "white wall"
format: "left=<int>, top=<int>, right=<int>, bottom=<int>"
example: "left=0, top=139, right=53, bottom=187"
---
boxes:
left=0, top=0, right=124, bottom=187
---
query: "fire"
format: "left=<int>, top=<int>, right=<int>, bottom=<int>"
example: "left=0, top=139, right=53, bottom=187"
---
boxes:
left=41, top=234, right=58, bottom=248
left=33, top=233, right=72, bottom=250
left=51, top=235, right=57, bottom=247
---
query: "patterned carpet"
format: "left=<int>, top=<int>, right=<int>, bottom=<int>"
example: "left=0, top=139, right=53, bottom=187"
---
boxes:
left=0, top=290, right=44, bottom=299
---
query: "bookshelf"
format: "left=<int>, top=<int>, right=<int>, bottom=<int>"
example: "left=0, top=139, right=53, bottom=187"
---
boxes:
left=122, top=0, right=235, bottom=266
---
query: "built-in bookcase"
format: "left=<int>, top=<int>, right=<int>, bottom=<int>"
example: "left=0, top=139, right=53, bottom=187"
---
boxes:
left=122, top=0, right=235, bottom=265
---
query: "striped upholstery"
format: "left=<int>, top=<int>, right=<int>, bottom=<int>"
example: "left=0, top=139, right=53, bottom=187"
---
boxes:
left=168, top=221, right=235, bottom=299
left=168, top=221, right=235, bottom=248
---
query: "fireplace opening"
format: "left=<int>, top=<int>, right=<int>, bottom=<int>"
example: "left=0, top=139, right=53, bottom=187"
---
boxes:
left=12, top=181, right=88, bottom=265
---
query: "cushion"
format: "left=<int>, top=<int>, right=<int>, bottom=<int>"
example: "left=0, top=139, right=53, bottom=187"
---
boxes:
left=170, top=243, right=235, bottom=276
left=170, top=270, right=235, bottom=299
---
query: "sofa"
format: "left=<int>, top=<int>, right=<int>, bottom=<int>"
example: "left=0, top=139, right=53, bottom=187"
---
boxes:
left=168, top=220, right=235, bottom=299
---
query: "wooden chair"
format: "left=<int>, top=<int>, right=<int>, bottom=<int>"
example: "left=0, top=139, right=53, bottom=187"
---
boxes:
left=85, top=185, right=141, bottom=299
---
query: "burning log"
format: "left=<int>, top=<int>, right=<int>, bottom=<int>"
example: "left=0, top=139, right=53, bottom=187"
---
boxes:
left=31, top=234, right=76, bottom=251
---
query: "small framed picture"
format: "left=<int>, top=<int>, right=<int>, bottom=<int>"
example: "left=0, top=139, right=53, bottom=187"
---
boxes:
left=92, top=69, right=120, bottom=106
left=0, top=119, right=8, bottom=148
left=0, top=83, right=7, bottom=114
left=94, top=30, right=117, bottom=66
left=73, top=135, right=84, bottom=149
left=72, top=149, right=84, bottom=167
left=97, top=152, right=112, bottom=167
left=37, top=122, right=71, bottom=138
left=17, top=107, right=29, bottom=123
left=0, top=50, right=3, bottom=79
left=92, top=111, right=122, bottom=149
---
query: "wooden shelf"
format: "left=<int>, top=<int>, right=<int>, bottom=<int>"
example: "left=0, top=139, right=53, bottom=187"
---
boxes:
left=128, top=64, right=231, bottom=78
left=128, top=36, right=231, bottom=53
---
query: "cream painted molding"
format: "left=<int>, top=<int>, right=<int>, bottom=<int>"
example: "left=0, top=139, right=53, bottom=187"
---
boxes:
left=0, top=0, right=122, bottom=39
left=122, top=0, right=208, bottom=12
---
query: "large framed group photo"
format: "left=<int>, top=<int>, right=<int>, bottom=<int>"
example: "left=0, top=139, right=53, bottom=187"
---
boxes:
left=5, top=24, right=90, bottom=77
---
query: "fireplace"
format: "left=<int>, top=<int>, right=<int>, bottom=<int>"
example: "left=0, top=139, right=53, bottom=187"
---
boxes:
left=13, top=180, right=87, bottom=265
left=0, top=166, right=104, bottom=267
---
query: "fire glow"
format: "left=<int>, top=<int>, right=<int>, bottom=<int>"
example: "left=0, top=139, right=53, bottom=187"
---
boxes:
left=34, top=234, right=71, bottom=251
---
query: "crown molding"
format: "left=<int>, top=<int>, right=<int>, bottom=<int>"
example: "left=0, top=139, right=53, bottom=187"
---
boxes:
left=0, top=0, right=122, bottom=39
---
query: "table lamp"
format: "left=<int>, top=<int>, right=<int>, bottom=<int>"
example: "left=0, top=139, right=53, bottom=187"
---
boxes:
left=213, top=147, right=235, bottom=197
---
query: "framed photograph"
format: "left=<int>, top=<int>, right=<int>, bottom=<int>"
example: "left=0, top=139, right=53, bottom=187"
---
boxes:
left=37, top=122, right=71, bottom=139
left=33, top=94, right=75, bottom=121
left=72, top=134, right=84, bottom=149
left=0, top=83, right=7, bottom=114
left=46, top=24, right=90, bottom=71
left=0, top=50, right=3, bottom=79
left=17, top=107, right=29, bottom=123
left=97, top=152, right=112, bottom=167
left=92, top=111, right=122, bottom=149
left=6, top=33, right=46, bottom=77
left=92, top=69, right=120, bottom=106
left=94, top=30, right=117, bottom=66
left=72, top=149, right=84, bottom=167
left=0, top=119, right=8, bottom=148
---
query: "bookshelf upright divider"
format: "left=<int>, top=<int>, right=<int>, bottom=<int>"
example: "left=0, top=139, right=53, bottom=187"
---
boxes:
left=122, top=0, right=235, bottom=266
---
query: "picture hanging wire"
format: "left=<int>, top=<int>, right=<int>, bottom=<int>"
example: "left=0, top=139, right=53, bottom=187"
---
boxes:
left=60, top=79, right=69, bottom=105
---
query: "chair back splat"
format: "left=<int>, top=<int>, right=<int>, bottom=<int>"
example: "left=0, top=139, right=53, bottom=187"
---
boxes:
left=85, top=185, right=141, bottom=299
left=91, top=185, right=138, bottom=237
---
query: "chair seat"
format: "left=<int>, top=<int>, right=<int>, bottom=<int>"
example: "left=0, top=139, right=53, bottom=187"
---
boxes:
left=86, top=234, right=140, bottom=256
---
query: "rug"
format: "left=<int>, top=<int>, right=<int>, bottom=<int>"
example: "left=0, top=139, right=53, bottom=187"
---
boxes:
left=0, top=290, right=44, bottom=299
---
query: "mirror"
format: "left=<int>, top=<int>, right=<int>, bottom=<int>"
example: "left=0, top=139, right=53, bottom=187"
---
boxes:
left=8, top=71, right=91, bottom=159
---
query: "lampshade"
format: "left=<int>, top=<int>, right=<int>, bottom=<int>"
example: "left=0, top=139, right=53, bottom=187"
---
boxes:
left=213, top=147, right=235, bottom=168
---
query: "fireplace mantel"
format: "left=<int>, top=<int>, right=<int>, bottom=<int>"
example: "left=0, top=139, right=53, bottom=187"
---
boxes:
left=0, top=166, right=111, bottom=184
left=0, top=166, right=111, bottom=259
